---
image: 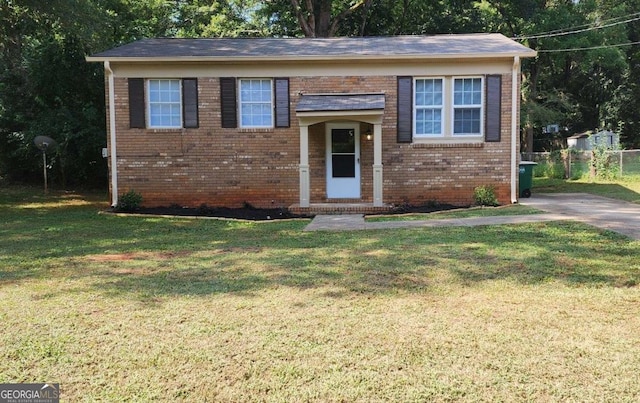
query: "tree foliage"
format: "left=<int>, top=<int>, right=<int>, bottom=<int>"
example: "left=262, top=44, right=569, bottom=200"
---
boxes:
left=2, top=0, right=640, bottom=188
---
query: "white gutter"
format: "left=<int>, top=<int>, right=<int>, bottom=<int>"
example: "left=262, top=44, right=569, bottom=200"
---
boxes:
left=511, top=56, right=521, bottom=204
left=85, top=52, right=537, bottom=64
left=105, top=61, right=119, bottom=207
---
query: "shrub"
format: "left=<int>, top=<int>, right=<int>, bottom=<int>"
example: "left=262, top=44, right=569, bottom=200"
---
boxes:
left=473, top=185, right=499, bottom=206
left=116, top=189, right=143, bottom=212
left=591, top=143, right=620, bottom=180
left=533, top=163, right=548, bottom=178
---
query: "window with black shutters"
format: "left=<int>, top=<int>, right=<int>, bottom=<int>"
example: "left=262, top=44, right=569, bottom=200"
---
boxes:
left=127, top=78, right=199, bottom=129
left=396, top=75, right=502, bottom=143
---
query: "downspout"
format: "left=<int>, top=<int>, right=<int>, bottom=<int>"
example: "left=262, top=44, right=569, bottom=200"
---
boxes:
left=105, top=61, right=119, bottom=207
left=511, top=56, right=520, bottom=204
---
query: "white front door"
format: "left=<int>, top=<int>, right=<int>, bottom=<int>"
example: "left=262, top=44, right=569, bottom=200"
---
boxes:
left=326, top=123, right=360, bottom=198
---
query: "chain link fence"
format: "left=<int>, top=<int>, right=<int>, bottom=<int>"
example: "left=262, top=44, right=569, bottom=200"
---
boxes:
left=521, top=150, right=640, bottom=180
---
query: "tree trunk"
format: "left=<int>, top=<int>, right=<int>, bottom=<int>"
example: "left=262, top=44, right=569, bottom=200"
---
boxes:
left=315, top=0, right=332, bottom=37
left=290, top=0, right=371, bottom=37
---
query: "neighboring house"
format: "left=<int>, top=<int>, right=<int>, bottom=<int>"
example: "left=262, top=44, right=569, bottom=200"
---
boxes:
left=567, top=130, right=619, bottom=151
left=87, top=34, right=536, bottom=212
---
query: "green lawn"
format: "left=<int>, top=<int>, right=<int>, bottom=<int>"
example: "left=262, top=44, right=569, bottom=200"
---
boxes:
left=534, top=176, right=640, bottom=203
left=366, top=204, right=541, bottom=222
left=1, top=186, right=640, bottom=401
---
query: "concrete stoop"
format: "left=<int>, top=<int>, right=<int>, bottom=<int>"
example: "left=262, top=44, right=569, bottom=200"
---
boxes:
left=289, top=203, right=393, bottom=215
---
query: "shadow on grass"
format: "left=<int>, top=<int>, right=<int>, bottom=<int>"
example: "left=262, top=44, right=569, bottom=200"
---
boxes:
left=41, top=223, right=640, bottom=299
left=2, top=187, right=639, bottom=300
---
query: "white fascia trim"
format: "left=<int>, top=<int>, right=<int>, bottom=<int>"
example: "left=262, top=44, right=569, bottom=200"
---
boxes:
left=105, top=61, right=118, bottom=207
left=511, top=56, right=520, bottom=204
left=86, top=52, right=537, bottom=64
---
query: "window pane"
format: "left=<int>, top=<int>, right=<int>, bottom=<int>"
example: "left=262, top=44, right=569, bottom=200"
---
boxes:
left=472, top=91, right=481, bottom=104
left=415, top=108, right=441, bottom=135
left=332, top=155, right=355, bottom=178
left=415, top=79, right=442, bottom=108
left=454, top=78, right=481, bottom=106
left=424, top=80, right=434, bottom=93
left=148, top=79, right=181, bottom=128
left=239, top=79, right=273, bottom=128
left=241, top=89, right=251, bottom=102
left=453, top=107, right=481, bottom=135
left=260, top=89, right=271, bottom=102
left=170, top=90, right=181, bottom=103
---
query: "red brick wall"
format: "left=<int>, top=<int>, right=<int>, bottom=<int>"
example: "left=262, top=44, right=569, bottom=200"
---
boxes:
left=108, top=73, right=517, bottom=208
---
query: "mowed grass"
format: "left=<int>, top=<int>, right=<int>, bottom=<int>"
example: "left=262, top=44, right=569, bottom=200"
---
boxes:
left=366, top=204, right=542, bottom=222
left=1, top=186, right=640, bottom=401
left=534, top=175, right=640, bottom=203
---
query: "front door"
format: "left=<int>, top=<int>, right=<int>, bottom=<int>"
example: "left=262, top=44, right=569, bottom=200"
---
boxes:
left=326, top=123, right=360, bottom=198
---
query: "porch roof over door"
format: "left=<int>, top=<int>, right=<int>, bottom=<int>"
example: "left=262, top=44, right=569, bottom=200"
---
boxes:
left=296, top=93, right=385, bottom=113
left=295, top=93, right=385, bottom=125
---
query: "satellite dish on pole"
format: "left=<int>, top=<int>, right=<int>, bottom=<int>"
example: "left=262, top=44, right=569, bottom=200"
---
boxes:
left=33, top=135, right=57, bottom=194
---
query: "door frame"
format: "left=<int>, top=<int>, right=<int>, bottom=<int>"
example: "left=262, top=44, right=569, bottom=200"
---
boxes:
left=325, top=122, right=361, bottom=199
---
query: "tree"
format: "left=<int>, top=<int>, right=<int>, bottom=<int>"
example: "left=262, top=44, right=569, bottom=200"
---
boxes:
left=0, top=0, right=179, bottom=187
left=258, top=0, right=374, bottom=37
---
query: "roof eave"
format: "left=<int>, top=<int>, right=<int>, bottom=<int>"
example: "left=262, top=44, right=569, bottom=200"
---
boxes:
left=86, top=51, right=537, bottom=64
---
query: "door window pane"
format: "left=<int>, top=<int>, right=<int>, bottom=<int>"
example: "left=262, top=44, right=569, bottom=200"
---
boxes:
left=332, top=155, right=356, bottom=178
left=331, top=129, right=355, bottom=153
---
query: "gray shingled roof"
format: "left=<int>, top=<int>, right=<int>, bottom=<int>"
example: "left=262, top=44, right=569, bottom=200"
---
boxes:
left=88, top=34, right=535, bottom=61
left=296, top=94, right=385, bottom=112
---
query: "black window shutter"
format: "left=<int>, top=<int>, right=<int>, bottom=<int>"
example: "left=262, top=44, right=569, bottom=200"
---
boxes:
left=220, top=77, right=237, bottom=128
left=274, top=78, right=290, bottom=128
left=182, top=78, right=199, bottom=128
left=485, top=75, right=502, bottom=142
left=397, top=76, right=413, bottom=143
left=128, top=78, right=145, bottom=128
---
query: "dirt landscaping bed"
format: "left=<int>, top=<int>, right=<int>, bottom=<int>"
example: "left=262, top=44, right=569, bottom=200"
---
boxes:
left=114, top=203, right=463, bottom=221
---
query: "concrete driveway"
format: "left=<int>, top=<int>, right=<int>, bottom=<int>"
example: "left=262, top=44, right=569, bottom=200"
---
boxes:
left=519, top=193, right=640, bottom=240
left=305, top=193, right=640, bottom=240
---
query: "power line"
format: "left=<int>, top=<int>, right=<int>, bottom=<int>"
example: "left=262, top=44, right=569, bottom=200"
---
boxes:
left=514, top=12, right=640, bottom=40
left=518, top=11, right=640, bottom=38
left=538, top=40, right=640, bottom=53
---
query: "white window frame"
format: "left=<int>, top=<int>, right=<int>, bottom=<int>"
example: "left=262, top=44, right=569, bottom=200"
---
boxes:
left=238, top=78, right=274, bottom=129
left=451, top=76, right=484, bottom=137
left=413, top=77, right=444, bottom=138
left=147, top=79, right=183, bottom=129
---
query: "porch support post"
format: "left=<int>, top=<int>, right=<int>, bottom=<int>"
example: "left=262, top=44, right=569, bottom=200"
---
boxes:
left=372, top=122, right=383, bottom=207
left=299, top=124, right=310, bottom=207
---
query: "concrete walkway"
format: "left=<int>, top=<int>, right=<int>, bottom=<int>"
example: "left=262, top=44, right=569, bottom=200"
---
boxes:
left=305, top=193, right=640, bottom=240
left=519, top=193, right=640, bottom=240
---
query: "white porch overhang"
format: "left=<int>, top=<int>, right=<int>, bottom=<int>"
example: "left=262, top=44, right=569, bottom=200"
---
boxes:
left=296, top=93, right=385, bottom=208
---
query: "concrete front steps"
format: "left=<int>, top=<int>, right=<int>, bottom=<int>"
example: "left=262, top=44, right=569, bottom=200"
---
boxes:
left=289, top=203, right=393, bottom=215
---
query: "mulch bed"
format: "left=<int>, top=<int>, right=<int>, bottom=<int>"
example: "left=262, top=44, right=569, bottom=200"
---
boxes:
left=114, top=203, right=464, bottom=221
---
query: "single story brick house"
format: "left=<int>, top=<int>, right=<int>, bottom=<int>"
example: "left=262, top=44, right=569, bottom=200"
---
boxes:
left=87, top=34, right=536, bottom=213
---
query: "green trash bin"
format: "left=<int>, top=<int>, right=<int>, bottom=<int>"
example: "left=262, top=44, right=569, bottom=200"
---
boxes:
left=519, top=161, right=537, bottom=198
